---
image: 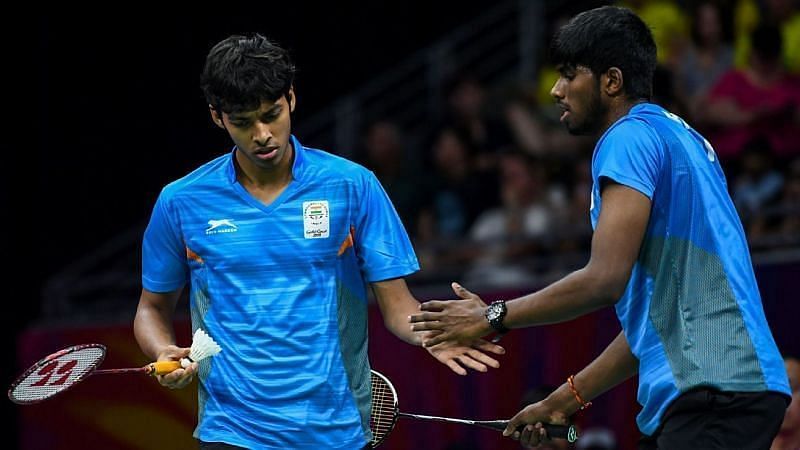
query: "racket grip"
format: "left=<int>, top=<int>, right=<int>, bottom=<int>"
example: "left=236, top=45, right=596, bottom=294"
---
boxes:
left=145, top=360, right=182, bottom=376
left=517, top=424, right=577, bottom=442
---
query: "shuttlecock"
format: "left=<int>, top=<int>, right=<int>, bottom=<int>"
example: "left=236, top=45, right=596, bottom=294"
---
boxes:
left=181, top=328, right=222, bottom=368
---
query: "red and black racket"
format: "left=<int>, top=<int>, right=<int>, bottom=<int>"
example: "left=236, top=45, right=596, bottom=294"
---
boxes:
left=8, top=343, right=181, bottom=405
left=369, top=370, right=578, bottom=447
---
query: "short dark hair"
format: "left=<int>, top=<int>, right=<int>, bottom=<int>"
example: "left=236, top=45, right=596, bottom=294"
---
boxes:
left=201, top=33, right=296, bottom=114
left=550, top=6, right=657, bottom=101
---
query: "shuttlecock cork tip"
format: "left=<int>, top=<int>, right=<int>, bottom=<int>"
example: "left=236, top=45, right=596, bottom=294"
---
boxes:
left=181, top=328, right=222, bottom=368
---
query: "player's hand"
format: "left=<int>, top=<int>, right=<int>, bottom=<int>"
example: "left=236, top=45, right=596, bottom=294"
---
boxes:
left=503, top=401, right=569, bottom=448
left=424, top=337, right=505, bottom=376
left=409, top=282, right=492, bottom=347
left=155, top=345, right=197, bottom=389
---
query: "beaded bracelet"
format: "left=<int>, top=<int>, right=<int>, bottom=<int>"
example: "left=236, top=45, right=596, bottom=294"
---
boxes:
left=567, top=374, right=593, bottom=411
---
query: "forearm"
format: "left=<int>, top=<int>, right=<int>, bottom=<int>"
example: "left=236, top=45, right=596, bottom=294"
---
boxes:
left=544, top=331, right=638, bottom=416
left=372, top=279, right=423, bottom=346
left=133, top=297, right=178, bottom=360
left=504, top=266, right=620, bottom=329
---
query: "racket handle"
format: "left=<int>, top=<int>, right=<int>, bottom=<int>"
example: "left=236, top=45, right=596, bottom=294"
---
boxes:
left=145, top=361, right=182, bottom=376
left=476, top=420, right=577, bottom=442
left=524, top=424, right=576, bottom=442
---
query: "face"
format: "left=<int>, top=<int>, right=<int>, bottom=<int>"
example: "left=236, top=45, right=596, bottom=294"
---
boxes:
left=697, top=3, right=722, bottom=44
left=551, top=65, right=607, bottom=136
left=210, top=88, right=296, bottom=173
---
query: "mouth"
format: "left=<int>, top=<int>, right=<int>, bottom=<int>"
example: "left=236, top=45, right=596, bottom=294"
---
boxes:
left=557, top=104, right=571, bottom=122
left=254, top=146, right=280, bottom=160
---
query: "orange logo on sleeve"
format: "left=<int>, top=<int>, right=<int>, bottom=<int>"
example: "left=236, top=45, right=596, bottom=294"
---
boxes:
left=186, top=247, right=204, bottom=263
left=337, top=226, right=355, bottom=256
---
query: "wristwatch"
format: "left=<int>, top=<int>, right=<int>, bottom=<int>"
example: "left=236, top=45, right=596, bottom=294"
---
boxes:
left=485, top=300, right=510, bottom=335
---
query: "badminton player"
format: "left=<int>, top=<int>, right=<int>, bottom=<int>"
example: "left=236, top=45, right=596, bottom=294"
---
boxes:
left=133, top=34, right=504, bottom=450
left=409, top=6, right=791, bottom=449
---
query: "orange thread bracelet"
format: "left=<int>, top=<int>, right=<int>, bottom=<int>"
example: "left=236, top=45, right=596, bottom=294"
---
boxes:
left=567, top=375, right=592, bottom=411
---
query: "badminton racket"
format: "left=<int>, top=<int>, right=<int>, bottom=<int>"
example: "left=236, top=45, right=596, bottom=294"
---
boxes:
left=369, top=370, right=578, bottom=448
left=8, top=343, right=182, bottom=405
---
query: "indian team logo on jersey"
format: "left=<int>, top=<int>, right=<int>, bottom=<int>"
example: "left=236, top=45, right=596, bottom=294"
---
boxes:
left=303, top=200, right=330, bottom=239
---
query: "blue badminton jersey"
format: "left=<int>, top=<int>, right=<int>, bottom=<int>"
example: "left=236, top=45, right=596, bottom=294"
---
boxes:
left=142, top=135, right=419, bottom=449
left=589, top=103, right=790, bottom=435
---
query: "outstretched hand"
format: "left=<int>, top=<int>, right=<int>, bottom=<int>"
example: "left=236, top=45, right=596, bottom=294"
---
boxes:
left=424, top=337, right=505, bottom=375
left=409, top=282, right=493, bottom=347
left=155, top=345, right=197, bottom=389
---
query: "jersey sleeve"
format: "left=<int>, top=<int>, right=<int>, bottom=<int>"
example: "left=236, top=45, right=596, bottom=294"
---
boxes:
left=593, top=118, right=664, bottom=200
left=141, top=190, right=188, bottom=292
left=352, top=170, right=420, bottom=283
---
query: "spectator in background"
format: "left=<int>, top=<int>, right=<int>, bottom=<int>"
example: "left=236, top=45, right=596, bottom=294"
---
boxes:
left=700, top=23, right=800, bottom=160
left=676, top=1, right=734, bottom=117
left=464, top=152, right=563, bottom=287
left=417, top=127, right=498, bottom=245
left=732, top=136, right=784, bottom=226
left=360, top=120, right=427, bottom=237
left=619, top=0, right=688, bottom=67
left=771, top=356, right=800, bottom=450
left=773, top=158, right=800, bottom=239
left=736, top=0, right=800, bottom=73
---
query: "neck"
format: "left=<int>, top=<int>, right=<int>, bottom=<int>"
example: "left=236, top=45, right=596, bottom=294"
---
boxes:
left=598, top=98, right=646, bottom=137
left=235, top=144, right=294, bottom=189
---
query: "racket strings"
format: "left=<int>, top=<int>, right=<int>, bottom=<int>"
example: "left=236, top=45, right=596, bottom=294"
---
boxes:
left=370, top=372, right=397, bottom=445
left=9, top=346, right=104, bottom=404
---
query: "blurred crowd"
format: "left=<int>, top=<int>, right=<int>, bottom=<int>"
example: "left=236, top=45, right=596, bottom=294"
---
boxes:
left=354, top=0, right=800, bottom=288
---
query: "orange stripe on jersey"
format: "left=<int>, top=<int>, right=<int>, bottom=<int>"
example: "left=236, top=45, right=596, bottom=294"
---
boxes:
left=186, top=247, right=204, bottom=263
left=337, top=226, right=355, bottom=256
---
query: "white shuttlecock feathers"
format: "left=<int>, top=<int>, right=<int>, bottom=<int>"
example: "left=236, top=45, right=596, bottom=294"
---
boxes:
left=180, top=328, right=222, bottom=368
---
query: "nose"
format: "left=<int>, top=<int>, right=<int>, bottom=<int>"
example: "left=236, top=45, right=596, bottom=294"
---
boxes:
left=253, top=122, right=272, bottom=146
left=550, top=77, right=565, bottom=101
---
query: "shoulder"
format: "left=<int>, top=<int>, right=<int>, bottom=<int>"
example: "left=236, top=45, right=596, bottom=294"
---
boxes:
left=300, top=146, right=376, bottom=185
left=159, top=153, right=230, bottom=201
left=599, top=112, right=661, bottom=151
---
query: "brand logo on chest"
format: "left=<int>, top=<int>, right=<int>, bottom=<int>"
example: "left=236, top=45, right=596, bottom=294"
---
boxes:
left=303, top=201, right=330, bottom=239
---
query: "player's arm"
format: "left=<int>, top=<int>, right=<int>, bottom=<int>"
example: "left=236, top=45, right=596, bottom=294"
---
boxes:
left=503, top=331, right=638, bottom=444
left=371, top=278, right=423, bottom=345
left=411, top=182, right=651, bottom=345
left=372, top=278, right=505, bottom=375
left=133, top=287, right=196, bottom=388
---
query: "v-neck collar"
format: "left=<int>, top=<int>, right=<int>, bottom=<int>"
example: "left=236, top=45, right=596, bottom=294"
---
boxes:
left=225, top=135, right=307, bottom=214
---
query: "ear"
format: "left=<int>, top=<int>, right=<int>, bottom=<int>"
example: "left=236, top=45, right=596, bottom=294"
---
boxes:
left=288, top=86, right=296, bottom=113
left=209, top=105, right=225, bottom=129
left=603, top=67, right=624, bottom=97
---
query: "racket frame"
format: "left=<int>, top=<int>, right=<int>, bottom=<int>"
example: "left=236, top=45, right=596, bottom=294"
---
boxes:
left=8, top=343, right=107, bottom=405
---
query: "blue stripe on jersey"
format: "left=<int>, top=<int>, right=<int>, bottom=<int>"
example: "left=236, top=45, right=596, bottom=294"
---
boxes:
left=142, top=135, right=419, bottom=449
left=589, top=103, right=790, bottom=435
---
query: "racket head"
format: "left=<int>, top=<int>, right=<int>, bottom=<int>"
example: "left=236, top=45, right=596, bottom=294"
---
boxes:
left=8, top=344, right=106, bottom=405
left=369, top=370, right=399, bottom=448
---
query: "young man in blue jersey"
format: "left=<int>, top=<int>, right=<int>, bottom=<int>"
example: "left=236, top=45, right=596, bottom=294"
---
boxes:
left=132, top=34, right=504, bottom=450
left=409, top=6, right=791, bottom=449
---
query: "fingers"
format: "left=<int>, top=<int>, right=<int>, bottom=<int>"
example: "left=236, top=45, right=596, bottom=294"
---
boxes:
left=417, top=301, right=445, bottom=312
left=451, top=282, right=473, bottom=299
left=158, top=363, right=197, bottom=389
left=444, top=359, right=468, bottom=376
left=471, top=339, right=506, bottom=355
left=410, top=320, right=444, bottom=333
left=453, top=355, right=488, bottom=373
left=421, top=332, right=449, bottom=347
left=465, top=349, right=500, bottom=369
left=503, top=411, right=524, bottom=437
left=519, top=423, right=542, bottom=448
